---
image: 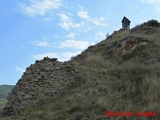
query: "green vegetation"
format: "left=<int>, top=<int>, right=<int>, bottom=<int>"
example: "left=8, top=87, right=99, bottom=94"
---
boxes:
left=1, top=20, right=160, bottom=120
left=0, top=98, right=7, bottom=111
left=0, top=85, right=14, bottom=110
left=144, top=19, right=160, bottom=27
left=0, top=85, right=14, bottom=98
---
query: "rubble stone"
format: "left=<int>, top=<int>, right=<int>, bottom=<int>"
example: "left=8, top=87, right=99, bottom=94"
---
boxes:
left=1, top=57, right=78, bottom=116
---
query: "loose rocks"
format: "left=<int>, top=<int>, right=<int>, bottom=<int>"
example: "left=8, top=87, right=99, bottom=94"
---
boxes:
left=2, top=57, right=78, bottom=116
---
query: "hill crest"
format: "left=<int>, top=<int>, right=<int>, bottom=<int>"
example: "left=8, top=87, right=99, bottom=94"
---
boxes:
left=1, top=20, right=160, bottom=119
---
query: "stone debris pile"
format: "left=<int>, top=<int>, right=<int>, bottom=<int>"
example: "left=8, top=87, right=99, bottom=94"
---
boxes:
left=131, top=26, right=156, bottom=35
left=117, top=37, right=149, bottom=54
left=2, top=57, right=78, bottom=115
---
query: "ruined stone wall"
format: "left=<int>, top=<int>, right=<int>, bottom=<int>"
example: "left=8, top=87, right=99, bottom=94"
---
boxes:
left=2, top=57, right=78, bottom=115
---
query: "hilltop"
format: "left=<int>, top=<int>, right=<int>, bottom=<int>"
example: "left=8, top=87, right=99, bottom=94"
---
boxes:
left=1, top=20, right=160, bottom=120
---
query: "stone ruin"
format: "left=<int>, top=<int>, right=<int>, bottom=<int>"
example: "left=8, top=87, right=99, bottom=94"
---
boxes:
left=117, top=36, right=149, bottom=54
left=1, top=57, right=78, bottom=116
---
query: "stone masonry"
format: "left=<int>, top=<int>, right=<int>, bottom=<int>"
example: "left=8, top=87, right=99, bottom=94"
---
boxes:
left=2, top=57, right=78, bottom=115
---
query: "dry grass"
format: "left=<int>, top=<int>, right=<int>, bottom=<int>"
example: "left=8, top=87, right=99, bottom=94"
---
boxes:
left=1, top=23, right=160, bottom=120
left=0, top=98, right=7, bottom=111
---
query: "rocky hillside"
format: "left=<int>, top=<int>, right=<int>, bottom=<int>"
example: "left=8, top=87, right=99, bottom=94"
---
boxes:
left=1, top=20, right=160, bottom=120
left=1, top=57, right=78, bottom=115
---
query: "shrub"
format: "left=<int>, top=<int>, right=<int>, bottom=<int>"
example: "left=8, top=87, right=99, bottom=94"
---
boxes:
left=145, top=20, right=160, bottom=27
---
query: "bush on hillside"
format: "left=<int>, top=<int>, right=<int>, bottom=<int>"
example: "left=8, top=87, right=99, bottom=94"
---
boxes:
left=145, top=19, right=160, bottom=27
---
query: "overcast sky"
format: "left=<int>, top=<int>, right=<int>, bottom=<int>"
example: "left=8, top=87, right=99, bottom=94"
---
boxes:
left=0, top=0, right=160, bottom=85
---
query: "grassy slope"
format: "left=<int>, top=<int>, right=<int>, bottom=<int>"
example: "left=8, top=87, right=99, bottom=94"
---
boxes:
left=0, top=99, right=7, bottom=111
left=1, top=22, right=160, bottom=120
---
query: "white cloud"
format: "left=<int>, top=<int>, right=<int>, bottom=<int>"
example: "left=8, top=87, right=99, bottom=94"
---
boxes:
left=16, top=66, right=26, bottom=73
left=141, top=0, right=160, bottom=12
left=77, top=8, right=106, bottom=27
left=19, top=0, right=62, bottom=17
left=141, top=0, right=160, bottom=3
left=90, top=17, right=106, bottom=27
left=59, top=51, right=81, bottom=61
left=58, top=13, right=84, bottom=30
left=78, top=9, right=89, bottom=19
left=31, top=41, right=49, bottom=47
left=33, top=52, right=58, bottom=60
left=33, top=51, right=81, bottom=62
left=42, top=17, right=53, bottom=21
left=67, top=32, right=77, bottom=39
left=95, top=31, right=106, bottom=41
left=59, top=39, right=95, bottom=50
